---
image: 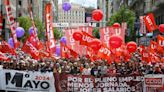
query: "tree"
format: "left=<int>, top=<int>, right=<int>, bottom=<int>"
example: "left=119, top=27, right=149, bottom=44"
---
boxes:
left=18, top=16, right=45, bottom=40
left=92, top=28, right=100, bottom=39
left=107, top=6, right=136, bottom=42
left=53, top=28, right=63, bottom=40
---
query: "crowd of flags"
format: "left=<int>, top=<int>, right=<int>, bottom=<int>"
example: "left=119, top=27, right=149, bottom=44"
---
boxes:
left=0, top=0, right=163, bottom=64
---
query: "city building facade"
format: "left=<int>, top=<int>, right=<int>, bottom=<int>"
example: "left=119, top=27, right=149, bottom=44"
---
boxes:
left=58, top=3, right=85, bottom=29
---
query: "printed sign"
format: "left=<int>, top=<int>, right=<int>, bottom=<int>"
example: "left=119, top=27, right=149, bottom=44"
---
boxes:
left=57, top=74, right=144, bottom=92
left=0, top=69, right=56, bottom=92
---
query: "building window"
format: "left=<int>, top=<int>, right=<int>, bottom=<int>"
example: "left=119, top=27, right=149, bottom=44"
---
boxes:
left=18, top=0, right=22, bottom=6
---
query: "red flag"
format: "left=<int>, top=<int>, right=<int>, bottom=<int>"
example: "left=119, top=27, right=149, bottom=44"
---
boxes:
left=86, top=47, right=97, bottom=62
left=140, top=16, right=147, bottom=34
left=98, top=45, right=111, bottom=61
left=157, top=35, right=164, bottom=54
left=78, top=26, right=93, bottom=56
left=64, top=28, right=80, bottom=53
left=60, top=42, right=78, bottom=58
left=99, top=26, right=125, bottom=48
left=80, top=31, right=94, bottom=46
left=139, top=45, right=145, bottom=54
left=60, top=42, right=69, bottom=58
left=4, top=0, right=20, bottom=48
left=22, top=35, right=39, bottom=60
left=39, top=50, right=50, bottom=58
left=143, top=13, right=158, bottom=32
left=157, top=35, right=164, bottom=47
left=0, top=13, right=2, bottom=35
left=149, top=40, right=157, bottom=52
left=45, top=3, right=56, bottom=54
left=0, top=41, right=16, bottom=55
left=79, top=26, right=93, bottom=35
left=28, top=2, right=43, bottom=50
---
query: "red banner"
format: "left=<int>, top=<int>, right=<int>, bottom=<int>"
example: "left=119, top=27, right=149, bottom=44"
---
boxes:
left=60, top=42, right=78, bottom=58
left=140, top=16, right=147, bottom=34
left=0, top=41, right=16, bottom=55
left=22, top=35, right=39, bottom=60
left=143, top=13, right=158, bottom=32
left=78, top=26, right=93, bottom=56
left=157, top=35, right=164, bottom=47
left=45, top=3, right=56, bottom=54
left=64, top=28, right=80, bottom=55
left=79, top=26, right=93, bottom=35
left=99, top=27, right=125, bottom=48
left=57, top=74, right=143, bottom=92
left=80, top=31, right=94, bottom=46
left=28, top=2, right=43, bottom=50
left=4, top=0, right=19, bottom=48
left=97, top=45, right=111, bottom=61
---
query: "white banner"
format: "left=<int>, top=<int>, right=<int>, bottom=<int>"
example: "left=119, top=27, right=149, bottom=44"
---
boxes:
left=0, top=69, right=56, bottom=92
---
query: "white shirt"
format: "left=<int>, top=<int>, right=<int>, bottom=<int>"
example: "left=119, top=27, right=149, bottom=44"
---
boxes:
left=82, top=68, right=91, bottom=75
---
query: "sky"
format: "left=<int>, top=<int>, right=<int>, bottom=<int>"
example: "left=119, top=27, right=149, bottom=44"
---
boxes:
left=58, top=0, right=97, bottom=8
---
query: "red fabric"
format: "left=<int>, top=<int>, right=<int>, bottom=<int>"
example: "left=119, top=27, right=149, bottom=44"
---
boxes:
left=64, top=28, right=80, bottom=55
left=157, top=35, right=164, bottom=54
left=28, top=3, right=43, bottom=50
left=97, top=45, right=111, bottom=61
left=79, top=26, right=93, bottom=35
left=5, top=0, right=19, bottom=49
left=45, top=3, right=56, bottom=54
left=80, top=31, right=94, bottom=46
left=60, top=42, right=78, bottom=58
left=0, top=41, right=16, bottom=55
left=22, top=35, right=39, bottom=60
left=149, top=40, right=157, bottom=52
left=86, top=47, right=96, bottom=62
left=99, top=27, right=125, bottom=48
left=78, top=26, right=93, bottom=56
left=143, top=13, right=158, bottom=32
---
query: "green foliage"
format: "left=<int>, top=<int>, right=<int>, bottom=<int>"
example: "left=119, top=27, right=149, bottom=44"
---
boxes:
left=108, top=6, right=136, bottom=42
left=92, top=28, right=100, bottom=39
left=53, top=28, right=63, bottom=40
left=18, top=16, right=45, bottom=40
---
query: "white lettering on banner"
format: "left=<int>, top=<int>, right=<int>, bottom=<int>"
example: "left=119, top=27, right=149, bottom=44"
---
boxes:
left=0, top=69, right=56, bottom=92
left=64, top=76, right=144, bottom=92
left=5, top=4, right=18, bottom=44
left=82, top=35, right=93, bottom=43
left=49, top=39, right=55, bottom=49
left=146, top=16, right=154, bottom=30
left=46, top=12, right=55, bottom=50
left=103, top=28, right=110, bottom=47
left=115, top=28, right=121, bottom=36
left=26, top=41, right=39, bottom=55
left=68, top=29, right=76, bottom=49
left=158, top=40, right=164, bottom=46
left=82, top=27, right=89, bottom=33
left=99, top=47, right=111, bottom=56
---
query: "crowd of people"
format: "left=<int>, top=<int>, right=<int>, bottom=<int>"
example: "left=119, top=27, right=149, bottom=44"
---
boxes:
left=0, top=48, right=164, bottom=76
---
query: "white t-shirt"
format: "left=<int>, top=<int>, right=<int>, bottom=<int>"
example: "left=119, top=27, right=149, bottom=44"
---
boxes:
left=82, top=68, right=91, bottom=75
